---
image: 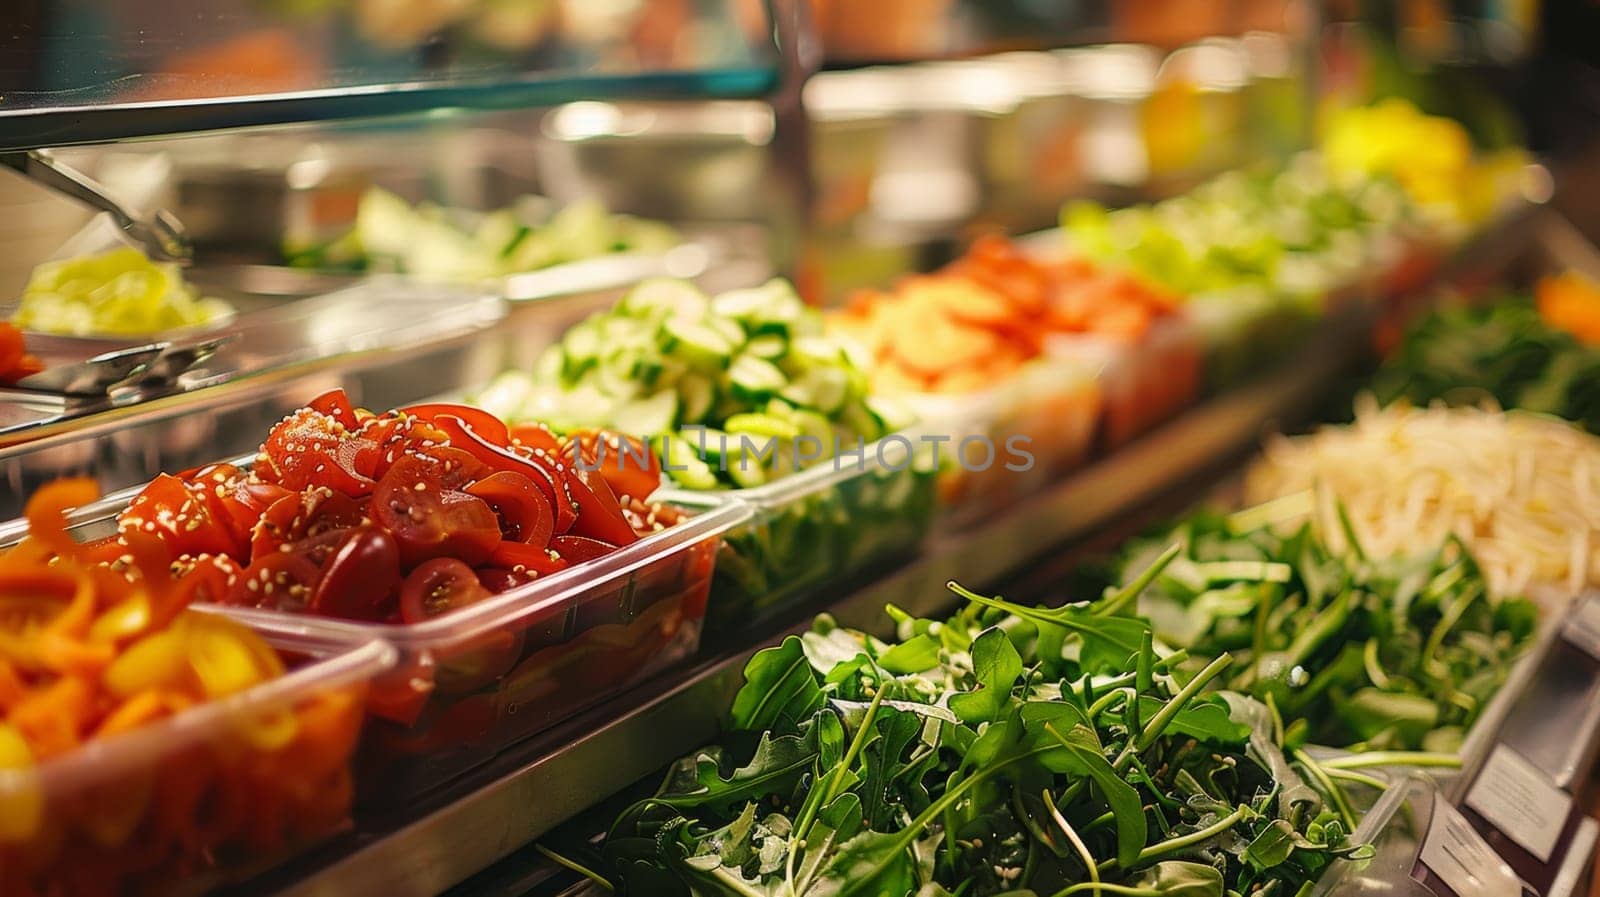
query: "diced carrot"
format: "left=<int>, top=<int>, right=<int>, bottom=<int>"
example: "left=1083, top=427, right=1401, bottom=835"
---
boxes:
left=890, top=315, right=1005, bottom=379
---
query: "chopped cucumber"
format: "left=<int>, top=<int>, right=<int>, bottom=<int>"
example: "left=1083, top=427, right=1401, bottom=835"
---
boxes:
left=706, top=315, right=747, bottom=351
left=725, top=443, right=768, bottom=489
left=661, top=317, right=736, bottom=369
left=780, top=367, right=850, bottom=415
left=658, top=434, right=719, bottom=490
left=354, top=186, right=419, bottom=258
left=791, top=336, right=846, bottom=369
left=726, top=355, right=788, bottom=400
left=611, top=391, right=679, bottom=437
left=622, top=278, right=710, bottom=320
left=745, top=334, right=787, bottom=359
left=724, top=412, right=801, bottom=440
left=677, top=373, right=714, bottom=423
left=839, top=400, right=886, bottom=442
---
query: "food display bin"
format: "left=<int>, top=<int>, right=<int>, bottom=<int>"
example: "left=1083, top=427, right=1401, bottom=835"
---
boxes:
left=902, top=356, right=1104, bottom=528
left=1046, top=313, right=1205, bottom=450
left=0, top=638, right=394, bottom=897
left=214, top=496, right=748, bottom=809
left=664, top=428, right=939, bottom=637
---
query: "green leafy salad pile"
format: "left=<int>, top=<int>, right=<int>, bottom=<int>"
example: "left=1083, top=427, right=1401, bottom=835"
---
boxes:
left=1112, top=501, right=1538, bottom=753
left=1371, top=298, right=1600, bottom=435
left=586, top=553, right=1378, bottom=897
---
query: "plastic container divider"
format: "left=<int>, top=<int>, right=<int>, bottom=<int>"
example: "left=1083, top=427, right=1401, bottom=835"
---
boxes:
left=0, top=638, right=395, bottom=897
left=214, top=496, right=750, bottom=809
left=1045, top=313, right=1203, bottom=451
left=659, top=425, right=940, bottom=638
left=902, top=355, right=1103, bottom=530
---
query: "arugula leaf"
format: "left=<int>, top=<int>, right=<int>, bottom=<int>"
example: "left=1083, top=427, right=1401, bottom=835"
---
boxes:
left=878, top=633, right=942, bottom=675
left=658, top=726, right=820, bottom=815
left=948, top=627, right=1024, bottom=725
left=948, top=581, right=1152, bottom=674
left=732, top=636, right=827, bottom=734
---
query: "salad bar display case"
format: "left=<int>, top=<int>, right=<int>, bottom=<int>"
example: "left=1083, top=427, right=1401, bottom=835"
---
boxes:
left=3, top=3, right=1600, bottom=897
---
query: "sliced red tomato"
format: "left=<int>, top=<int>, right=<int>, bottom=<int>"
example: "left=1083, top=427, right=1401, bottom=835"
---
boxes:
left=489, top=541, right=570, bottom=577
left=308, top=388, right=360, bottom=430
left=465, top=471, right=554, bottom=547
left=259, top=408, right=376, bottom=497
left=510, top=422, right=563, bottom=459
left=550, top=535, right=620, bottom=564
left=120, top=473, right=245, bottom=561
left=475, top=567, right=534, bottom=593
left=371, top=457, right=501, bottom=568
left=77, top=535, right=129, bottom=567
left=399, top=558, right=493, bottom=624
left=433, top=416, right=575, bottom=532
left=367, top=655, right=436, bottom=726
left=229, top=551, right=323, bottom=611
left=415, top=445, right=492, bottom=491
left=170, top=553, right=245, bottom=604
left=249, top=489, right=368, bottom=558
left=564, top=429, right=661, bottom=503
left=400, top=403, right=511, bottom=447
left=563, top=467, right=639, bottom=546
left=310, top=527, right=403, bottom=621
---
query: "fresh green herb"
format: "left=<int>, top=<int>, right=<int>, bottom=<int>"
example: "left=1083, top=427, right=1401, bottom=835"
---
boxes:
left=594, top=562, right=1372, bottom=897
left=1111, top=507, right=1538, bottom=752
left=1373, top=298, right=1600, bottom=434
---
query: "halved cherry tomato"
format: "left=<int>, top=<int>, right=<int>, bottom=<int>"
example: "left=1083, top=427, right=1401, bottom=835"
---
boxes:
left=399, top=558, right=492, bottom=623
left=309, top=388, right=360, bottom=430
left=367, top=655, right=435, bottom=726
left=371, top=457, right=501, bottom=568
left=400, top=403, right=511, bottom=447
left=310, top=527, right=402, bottom=621
left=229, top=551, right=323, bottom=611
left=564, top=429, right=661, bottom=503
left=489, top=541, right=570, bottom=577
left=121, top=474, right=244, bottom=561
left=550, top=535, right=620, bottom=564
left=250, top=490, right=367, bottom=559
left=563, top=467, right=639, bottom=546
left=465, top=471, right=554, bottom=547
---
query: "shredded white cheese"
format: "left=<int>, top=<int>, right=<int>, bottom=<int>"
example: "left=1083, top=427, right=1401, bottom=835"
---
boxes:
left=1245, top=397, right=1600, bottom=606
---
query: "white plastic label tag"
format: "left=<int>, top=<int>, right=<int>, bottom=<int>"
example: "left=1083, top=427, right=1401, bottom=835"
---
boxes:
left=1417, top=793, right=1523, bottom=897
left=1465, top=745, right=1571, bottom=862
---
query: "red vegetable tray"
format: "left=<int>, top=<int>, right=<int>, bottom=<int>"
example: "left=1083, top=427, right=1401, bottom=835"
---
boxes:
left=209, top=495, right=747, bottom=808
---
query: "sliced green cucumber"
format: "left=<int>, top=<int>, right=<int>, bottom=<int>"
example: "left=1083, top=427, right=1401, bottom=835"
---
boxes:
left=724, top=412, right=801, bottom=440
left=780, top=367, right=850, bottom=415
left=726, top=354, right=788, bottom=401
left=611, top=390, right=679, bottom=437
left=657, top=434, right=719, bottom=490
left=531, top=345, right=564, bottom=383
left=661, top=317, right=736, bottom=369
left=677, top=373, right=714, bottom=424
left=744, top=334, right=787, bottom=359
left=622, top=278, right=710, bottom=320
left=354, top=186, right=419, bottom=258
left=706, top=315, right=747, bottom=352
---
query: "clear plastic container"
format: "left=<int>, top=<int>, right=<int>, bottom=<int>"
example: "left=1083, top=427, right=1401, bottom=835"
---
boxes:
left=903, top=356, right=1104, bottom=529
left=214, top=498, right=748, bottom=809
left=661, top=428, right=939, bottom=637
left=1308, top=774, right=1439, bottom=897
left=0, top=638, right=393, bottom=897
left=1045, top=314, right=1203, bottom=451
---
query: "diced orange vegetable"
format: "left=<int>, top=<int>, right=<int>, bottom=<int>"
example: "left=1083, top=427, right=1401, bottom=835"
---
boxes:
left=1537, top=271, right=1600, bottom=346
